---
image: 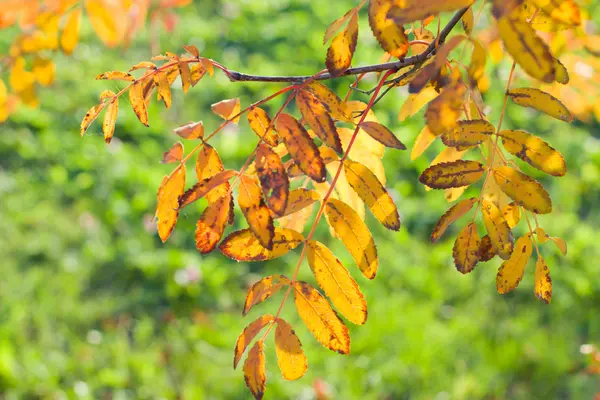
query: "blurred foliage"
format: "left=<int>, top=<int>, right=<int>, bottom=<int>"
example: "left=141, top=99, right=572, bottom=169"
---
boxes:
left=1, top=1, right=600, bottom=399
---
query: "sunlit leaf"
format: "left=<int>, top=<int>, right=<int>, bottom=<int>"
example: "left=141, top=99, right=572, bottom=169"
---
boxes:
left=247, top=107, right=279, bottom=146
left=238, top=175, right=275, bottom=249
left=419, top=160, right=485, bottom=189
left=95, top=71, right=134, bottom=81
left=196, top=143, right=229, bottom=203
left=534, top=254, right=552, bottom=303
left=359, top=121, right=406, bottom=150
left=101, top=91, right=118, bottom=144
left=498, top=129, right=566, bottom=176
left=453, top=222, right=481, bottom=274
left=479, top=235, right=497, bottom=262
left=387, top=0, right=474, bottom=25
left=507, top=88, right=573, bottom=122
left=501, top=201, right=521, bottom=229
left=496, top=235, right=533, bottom=294
left=234, top=314, right=273, bottom=369
left=296, top=90, right=342, bottom=153
left=441, top=119, right=494, bottom=150
left=431, top=197, right=478, bottom=243
left=174, top=121, right=204, bottom=140
left=256, top=144, right=289, bottom=216
left=156, top=165, right=186, bottom=242
left=278, top=188, right=320, bottom=218
left=481, top=198, right=514, bottom=260
left=326, top=13, right=358, bottom=77
left=243, top=341, right=266, bottom=400
left=60, top=7, right=81, bottom=55
left=129, top=80, right=149, bottom=126
left=211, top=98, right=241, bottom=123
left=244, top=275, right=291, bottom=316
left=368, top=0, right=409, bottom=58
left=220, top=228, right=304, bottom=262
left=306, top=82, right=353, bottom=123
left=411, top=125, right=437, bottom=160
left=195, top=194, right=231, bottom=254
left=274, top=318, right=308, bottom=380
left=179, top=169, right=236, bottom=208
left=493, top=166, right=552, bottom=214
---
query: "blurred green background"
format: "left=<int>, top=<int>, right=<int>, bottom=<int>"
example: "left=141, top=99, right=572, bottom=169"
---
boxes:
left=1, top=1, right=600, bottom=399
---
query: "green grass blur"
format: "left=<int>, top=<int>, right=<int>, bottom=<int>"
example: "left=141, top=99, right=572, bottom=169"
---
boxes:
left=1, top=1, right=599, bottom=398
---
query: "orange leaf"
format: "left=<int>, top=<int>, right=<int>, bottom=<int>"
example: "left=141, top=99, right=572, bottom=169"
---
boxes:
left=101, top=92, right=118, bottom=144
left=211, top=98, right=240, bottom=123
left=247, top=107, right=279, bottom=146
left=95, top=71, right=134, bottom=81
left=275, top=113, right=326, bottom=183
left=293, top=281, right=350, bottom=354
left=196, top=143, right=229, bottom=203
left=296, top=90, right=342, bottom=153
left=195, top=194, right=231, bottom=254
left=275, top=318, right=308, bottom=380
left=173, top=121, right=204, bottom=140
left=238, top=175, right=275, bottom=249
left=306, top=82, right=353, bottom=123
left=359, top=121, right=406, bottom=150
left=243, top=341, right=266, bottom=400
left=325, top=13, right=358, bottom=77
left=256, top=144, right=289, bottom=216
left=220, top=228, right=304, bottom=262
left=179, top=61, right=192, bottom=93
left=244, top=275, right=291, bottom=316
left=452, top=222, right=481, bottom=274
left=178, top=169, right=236, bottom=208
left=86, top=0, right=121, bottom=47
left=129, top=80, right=149, bottom=126
left=234, top=314, right=273, bottom=369
left=368, top=0, right=409, bottom=58
left=60, top=8, right=81, bottom=55
left=153, top=71, right=172, bottom=108
left=431, top=197, right=478, bottom=243
left=161, top=142, right=184, bottom=164
left=156, top=165, right=186, bottom=242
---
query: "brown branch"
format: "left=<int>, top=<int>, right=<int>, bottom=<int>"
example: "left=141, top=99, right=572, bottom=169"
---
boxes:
left=223, top=7, right=470, bottom=84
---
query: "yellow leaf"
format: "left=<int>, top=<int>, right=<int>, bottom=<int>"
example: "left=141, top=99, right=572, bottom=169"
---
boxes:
left=220, top=228, right=304, bottom=262
left=535, top=227, right=567, bottom=255
left=179, top=169, right=236, bottom=208
left=161, top=142, right=183, bottom=164
left=238, top=175, right=275, bottom=249
left=278, top=188, right=320, bottom=218
left=275, top=113, right=326, bottom=183
left=129, top=80, right=148, bottom=126
left=498, top=129, right=566, bottom=176
left=234, top=314, right=273, bottom=369
left=195, top=193, right=231, bottom=254
left=274, top=318, right=308, bottom=380
left=211, top=98, right=241, bottom=123
left=398, top=87, right=439, bottom=122
left=156, top=165, right=186, bottom=242
left=411, top=125, right=437, bottom=160
left=190, top=63, right=206, bottom=86
left=479, top=235, right=497, bottom=262
left=130, top=62, right=157, bottom=72
left=419, top=160, right=485, bottom=189
left=441, top=119, right=495, bottom=150
left=306, top=82, right=353, bottom=123
left=60, top=7, right=81, bottom=55
left=293, top=281, right=350, bottom=354
left=411, top=28, right=434, bottom=55
left=174, top=121, right=204, bottom=140
left=31, top=56, right=54, bottom=86
left=178, top=61, right=192, bottom=93
left=9, top=57, right=35, bottom=93
left=468, top=38, right=487, bottom=84
left=481, top=198, right=514, bottom=260
left=530, top=0, right=581, bottom=26
left=256, top=144, right=289, bottom=216
left=491, top=0, right=524, bottom=19
left=462, top=6, right=474, bottom=34
left=481, top=138, right=511, bottom=209
left=325, top=199, right=378, bottom=279
left=85, top=0, right=121, bottom=47
left=344, top=159, right=400, bottom=231
left=243, top=275, right=291, bottom=316
left=196, top=143, right=229, bottom=203
left=243, top=341, right=266, bottom=400
left=431, top=197, right=478, bottom=243
left=534, top=254, right=552, bottom=303
left=102, top=94, right=118, bottom=144
left=183, top=44, right=200, bottom=57
left=359, top=121, right=406, bottom=150
left=501, top=201, right=521, bottom=228
left=507, top=87, right=573, bottom=122
left=496, top=235, right=533, bottom=294
left=368, top=0, right=409, bottom=58
left=80, top=103, right=103, bottom=136
left=247, top=107, right=279, bottom=147
left=554, top=58, right=569, bottom=85
left=278, top=200, right=315, bottom=233
left=307, top=241, right=367, bottom=325
left=296, top=90, right=342, bottom=153
left=323, top=8, right=355, bottom=44
left=453, top=222, right=481, bottom=274
left=496, top=14, right=556, bottom=83
left=200, top=57, right=214, bottom=77
left=387, top=0, right=474, bottom=25
left=493, top=166, right=552, bottom=214
left=425, top=83, right=466, bottom=135
left=326, top=13, right=358, bottom=77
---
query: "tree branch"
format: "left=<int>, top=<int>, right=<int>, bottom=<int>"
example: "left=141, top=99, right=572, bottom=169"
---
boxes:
left=224, top=7, right=470, bottom=84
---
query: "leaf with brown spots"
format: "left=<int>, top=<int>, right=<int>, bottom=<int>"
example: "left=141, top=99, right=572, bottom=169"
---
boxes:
left=307, top=240, right=367, bottom=325
left=129, top=80, right=149, bottom=126
left=343, top=159, right=400, bottom=231
left=195, top=194, right=231, bottom=254
left=368, top=0, right=409, bottom=58
left=453, top=222, right=481, bottom=274
left=387, top=0, right=474, bottom=25
left=100, top=90, right=118, bottom=144
left=293, top=281, right=350, bottom=354
left=498, top=129, right=566, bottom=176
left=239, top=174, right=275, bottom=249
left=326, top=13, right=358, bottom=77
left=496, top=14, right=556, bottom=83
left=274, top=318, right=308, bottom=380
left=534, top=254, right=552, bottom=303
left=153, top=71, right=172, bottom=108
left=425, top=83, right=467, bottom=135
left=80, top=103, right=104, bottom=136
left=507, top=88, right=573, bottom=122
left=479, top=235, right=497, bottom=262
left=161, top=142, right=183, bottom=164
left=256, top=144, right=289, bottom=216
left=419, top=160, right=485, bottom=189
left=178, top=169, right=236, bottom=209
left=244, top=341, right=266, bottom=400
left=323, top=8, right=356, bottom=44
left=325, top=199, right=378, bottom=279
left=174, top=121, right=204, bottom=140
left=234, top=314, right=274, bottom=369
left=278, top=188, right=320, bottom=218
left=178, top=61, right=192, bottom=93
left=530, top=0, right=581, bottom=27
left=275, top=113, right=326, bottom=183
left=496, top=235, right=533, bottom=294
left=211, top=98, right=241, bottom=123
left=502, top=201, right=521, bottom=228
left=243, top=275, right=291, bottom=316
left=441, top=119, right=495, bottom=150
left=195, top=143, right=229, bottom=203
left=191, top=63, right=206, bottom=86
left=156, top=165, right=186, bottom=242
left=296, top=90, right=342, bottom=153
left=95, top=71, right=135, bottom=81
left=493, top=166, right=552, bottom=214
left=535, top=227, right=567, bottom=255
left=358, top=121, right=406, bottom=150
left=247, top=107, right=279, bottom=146
left=481, top=199, right=514, bottom=260
left=220, top=228, right=304, bottom=262
left=431, top=197, right=478, bottom=243
left=305, top=82, right=353, bottom=123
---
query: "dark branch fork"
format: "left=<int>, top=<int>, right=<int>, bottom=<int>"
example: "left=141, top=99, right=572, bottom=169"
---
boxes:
left=223, top=8, right=470, bottom=84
